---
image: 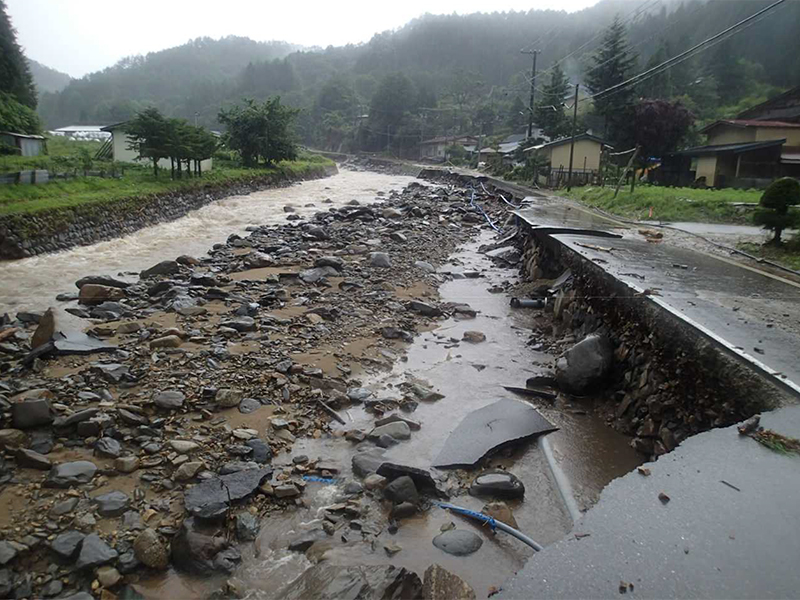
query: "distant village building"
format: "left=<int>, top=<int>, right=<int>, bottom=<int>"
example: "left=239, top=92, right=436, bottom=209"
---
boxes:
left=49, top=125, right=111, bottom=142
left=0, top=132, right=45, bottom=157
left=525, top=133, right=610, bottom=174
left=100, top=122, right=213, bottom=171
left=662, top=86, right=800, bottom=188
left=418, top=135, right=477, bottom=160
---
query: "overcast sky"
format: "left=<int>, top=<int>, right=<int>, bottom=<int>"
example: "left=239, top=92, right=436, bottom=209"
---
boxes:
left=7, top=0, right=599, bottom=78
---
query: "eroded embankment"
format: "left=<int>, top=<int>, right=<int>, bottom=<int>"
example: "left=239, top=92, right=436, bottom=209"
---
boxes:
left=0, top=163, right=337, bottom=260
left=418, top=168, right=793, bottom=458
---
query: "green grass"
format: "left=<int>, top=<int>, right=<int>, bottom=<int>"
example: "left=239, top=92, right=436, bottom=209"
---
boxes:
left=0, top=136, right=101, bottom=172
left=0, top=153, right=334, bottom=216
left=563, top=185, right=763, bottom=224
left=738, top=241, right=800, bottom=271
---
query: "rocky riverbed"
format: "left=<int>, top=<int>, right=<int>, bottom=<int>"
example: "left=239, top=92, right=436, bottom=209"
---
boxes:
left=0, top=166, right=649, bottom=600
left=0, top=172, right=534, bottom=599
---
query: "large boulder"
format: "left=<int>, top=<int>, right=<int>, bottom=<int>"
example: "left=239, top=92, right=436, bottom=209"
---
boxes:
left=423, top=564, right=476, bottom=600
left=44, top=461, right=98, bottom=488
left=170, top=518, right=229, bottom=574
left=555, top=334, right=614, bottom=395
left=278, top=564, right=422, bottom=600
left=183, top=467, right=271, bottom=520
left=11, top=399, right=53, bottom=429
left=140, top=260, right=180, bottom=278
left=78, top=284, right=125, bottom=306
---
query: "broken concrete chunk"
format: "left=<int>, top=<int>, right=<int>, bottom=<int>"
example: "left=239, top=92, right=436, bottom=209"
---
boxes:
left=555, top=334, right=613, bottom=395
left=433, top=399, right=557, bottom=468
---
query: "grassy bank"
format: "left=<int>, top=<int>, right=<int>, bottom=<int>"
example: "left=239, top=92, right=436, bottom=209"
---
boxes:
left=0, top=153, right=334, bottom=216
left=564, top=185, right=762, bottom=224
left=738, top=241, right=800, bottom=271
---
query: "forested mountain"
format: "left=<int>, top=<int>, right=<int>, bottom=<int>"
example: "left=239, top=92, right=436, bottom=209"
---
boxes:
left=0, top=0, right=41, bottom=135
left=27, top=59, right=71, bottom=93
left=36, top=0, right=800, bottom=154
left=38, top=36, right=299, bottom=127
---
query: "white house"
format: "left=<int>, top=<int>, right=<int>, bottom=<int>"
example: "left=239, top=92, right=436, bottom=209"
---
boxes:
left=100, top=122, right=213, bottom=171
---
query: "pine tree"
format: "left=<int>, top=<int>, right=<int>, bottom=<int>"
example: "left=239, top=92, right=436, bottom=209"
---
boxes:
left=641, top=43, right=672, bottom=99
left=0, top=0, right=37, bottom=109
left=585, top=15, right=637, bottom=140
left=536, top=64, right=571, bottom=140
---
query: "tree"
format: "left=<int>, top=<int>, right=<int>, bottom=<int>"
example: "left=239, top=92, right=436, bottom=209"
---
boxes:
left=506, top=96, right=527, bottom=131
left=368, top=72, right=417, bottom=151
left=641, top=43, right=672, bottom=99
left=708, top=40, right=746, bottom=104
left=218, top=97, right=300, bottom=166
left=536, top=64, right=571, bottom=140
left=0, top=0, right=37, bottom=109
left=616, top=100, right=694, bottom=161
left=585, top=15, right=637, bottom=144
left=754, top=177, right=800, bottom=246
left=0, top=91, right=41, bottom=135
left=125, top=107, right=171, bottom=177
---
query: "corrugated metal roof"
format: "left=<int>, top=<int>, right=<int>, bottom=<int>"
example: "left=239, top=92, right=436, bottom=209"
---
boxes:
left=0, top=131, right=45, bottom=140
left=700, top=119, right=800, bottom=133
left=672, top=138, right=786, bottom=156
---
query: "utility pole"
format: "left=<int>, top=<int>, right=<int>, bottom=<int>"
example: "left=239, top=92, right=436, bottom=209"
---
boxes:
left=521, top=50, right=538, bottom=139
left=566, top=83, right=580, bottom=192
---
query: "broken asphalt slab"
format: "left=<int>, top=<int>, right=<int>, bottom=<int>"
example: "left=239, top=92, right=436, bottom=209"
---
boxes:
left=499, top=405, right=800, bottom=599
left=433, top=399, right=557, bottom=468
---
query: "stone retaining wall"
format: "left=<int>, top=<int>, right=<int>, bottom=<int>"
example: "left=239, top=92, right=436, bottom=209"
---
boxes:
left=0, top=164, right=337, bottom=260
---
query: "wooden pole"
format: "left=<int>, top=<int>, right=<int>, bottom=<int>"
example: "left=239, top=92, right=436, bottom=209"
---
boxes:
left=566, top=84, right=580, bottom=192
left=614, top=146, right=640, bottom=199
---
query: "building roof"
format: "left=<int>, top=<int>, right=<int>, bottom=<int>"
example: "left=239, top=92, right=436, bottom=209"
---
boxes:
left=736, top=85, right=800, bottom=122
left=502, top=132, right=528, bottom=144
left=53, top=125, right=107, bottom=132
left=524, top=133, right=609, bottom=152
left=100, top=122, right=129, bottom=132
left=700, top=119, right=800, bottom=134
left=419, top=135, right=477, bottom=145
left=0, top=131, right=45, bottom=140
left=671, top=138, right=786, bottom=157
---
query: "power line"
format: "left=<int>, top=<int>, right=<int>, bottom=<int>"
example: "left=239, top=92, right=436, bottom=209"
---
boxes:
left=589, top=0, right=788, bottom=105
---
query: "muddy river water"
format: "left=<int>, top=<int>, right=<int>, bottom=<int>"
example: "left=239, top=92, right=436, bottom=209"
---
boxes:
left=2, top=168, right=642, bottom=597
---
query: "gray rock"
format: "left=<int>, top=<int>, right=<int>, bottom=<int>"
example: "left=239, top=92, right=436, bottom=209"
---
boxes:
left=140, top=260, right=179, bottom=278
left=376, top=434, right=399, bottom=448
left=314, top=256, right=345, bottom=271
left=93, top=490, right=130, bottom=517
left=184, top=467, right=272, bottom=520
left=351, top=450, right=386, bottom=478
left=50, top=531, right=85, bottom=562
left=383, top=476, right=419, bottom=504
left=0, top=541, right=16, bottom=565
left=212, top=546, right=242, bottom=573
left=369, top=252, right=391, bottom=268
left=275, top=483, right=300, bottom=498
left=94, top=436, right=122, bottom=458
left=170, top=518, right=229, bottom=574
left=423, top=564, right=476, bottom=600
left=414, top=260, right=436, bottom=273
left=174, top=461, right=203, bottom=481
left=153, top=390, right=185, bottom=410
left=45, top=461, right=97, bottom=488
left=215, top=388, right=242, bottom=408
left=235, top=513, right=260, bottom=541
left=278, top=564, right=422, bottom=600
left=245, top=439, right=272, bottom=464
left=40, top=579, right=63, bottom=597
left=555, top=334, right=614, bottom=395
left=50, top=498, right=79, bottom=516
left=469, top=470, right=525, bottom=499
left=114, top=456, right=140, bottom=473
left=408, top=300, right=442, bottom=317
left=117, top=550, right=141, bottom=574
left=133, top=528, right=169, bottom=570
left=288, top=529, right=327, bottom=552
left=11, top=399, right=53, bottom=429
left=75, top=533, right=118, bottom=569
left=220, top=317, right=256, bottom=332
left=238, top=397, right=262, bottom=414
left=377, top=463, right=444, bottom=497
left=369, top=421, right=411, bottom=442
left=75, top=275, right=130, bottom=290
left=432, top=529, right=483, bottom=556
left=347, top=388, right=373, bottom=402
left=15, top=448, right=51, bottom=470
left=56, top=408, right=99, bottom=428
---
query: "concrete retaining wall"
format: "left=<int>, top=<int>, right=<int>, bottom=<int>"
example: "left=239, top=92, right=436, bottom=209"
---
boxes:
left=0, top=164, right=337, bottom=260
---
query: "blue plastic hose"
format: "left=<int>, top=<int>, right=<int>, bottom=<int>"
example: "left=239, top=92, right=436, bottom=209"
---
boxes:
left=437, top=502, right=543, bottom=551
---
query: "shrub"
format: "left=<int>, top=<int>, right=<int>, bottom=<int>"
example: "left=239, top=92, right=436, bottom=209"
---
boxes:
left=754, top=177, right=800, bottom=245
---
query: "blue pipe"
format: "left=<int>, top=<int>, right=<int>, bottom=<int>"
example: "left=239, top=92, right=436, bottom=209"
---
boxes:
left=437, top=502, right=543, bottom=551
